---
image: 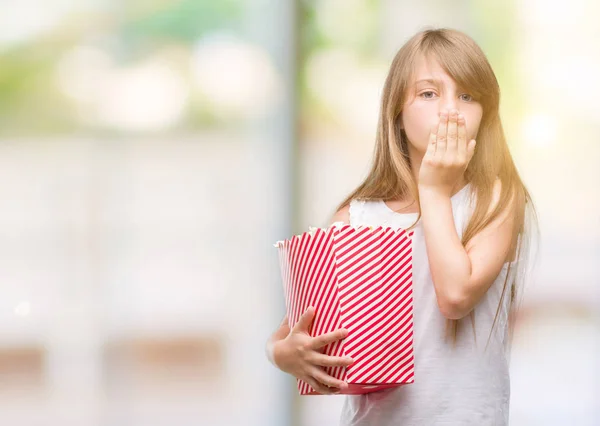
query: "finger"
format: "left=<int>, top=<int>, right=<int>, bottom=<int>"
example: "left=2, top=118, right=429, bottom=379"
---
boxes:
left=310, top=328, right=348, bottom=350
left=446, top=109, right=458, bottom=154
left=457, top=113, right=467, bottom=161
left=311, top=353, right=354, bottom=368
left=305, top=376, right=336, bottom=395
left=292, top=306, right=315, bottom=333
left=310, top=367, right=348, bottom=390
left=435, top=110, right=448, bottom=157
left=427, top=123, right=438, bottom=157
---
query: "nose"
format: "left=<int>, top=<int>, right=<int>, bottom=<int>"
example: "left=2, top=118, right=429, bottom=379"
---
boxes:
left=439, top=97, right=458, bottom=116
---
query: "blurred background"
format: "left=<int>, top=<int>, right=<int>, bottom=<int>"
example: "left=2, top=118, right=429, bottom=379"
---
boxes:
left=0, top=0, right=598, bottom=425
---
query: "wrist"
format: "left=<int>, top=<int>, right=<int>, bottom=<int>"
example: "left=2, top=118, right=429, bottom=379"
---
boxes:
left=271, top=338, right=287, bottom=370
left=418, top=184, right=452, bottom=199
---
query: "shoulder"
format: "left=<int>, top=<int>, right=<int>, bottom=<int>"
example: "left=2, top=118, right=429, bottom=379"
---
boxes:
left=330, top=203, right=351, bottom=226
left=329, top=198, right=375, bottom=227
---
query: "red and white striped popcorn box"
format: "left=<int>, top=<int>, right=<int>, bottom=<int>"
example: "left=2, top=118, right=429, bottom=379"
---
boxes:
left=273, top=222, right=415, bottom=395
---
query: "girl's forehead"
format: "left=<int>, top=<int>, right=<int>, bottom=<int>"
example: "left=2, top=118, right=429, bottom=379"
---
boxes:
left=410, top=55, right=454, bottom=85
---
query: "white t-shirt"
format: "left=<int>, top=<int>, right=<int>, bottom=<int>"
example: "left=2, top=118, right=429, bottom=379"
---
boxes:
left=340, top=183, right=513, bottom=426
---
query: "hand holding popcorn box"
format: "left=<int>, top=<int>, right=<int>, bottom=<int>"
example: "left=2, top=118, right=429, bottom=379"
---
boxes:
left=273, top=222, right=415, bottom=395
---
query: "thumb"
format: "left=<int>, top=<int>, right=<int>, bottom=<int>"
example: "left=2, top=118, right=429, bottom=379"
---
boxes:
left=293, top=306, right=316, bottom=333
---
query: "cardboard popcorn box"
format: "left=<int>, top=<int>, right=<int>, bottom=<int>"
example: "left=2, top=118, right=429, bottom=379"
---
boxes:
left=273, top=222, right=415, bottom=395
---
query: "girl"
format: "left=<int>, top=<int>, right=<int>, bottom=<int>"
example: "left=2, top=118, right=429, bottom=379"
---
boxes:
left=266, top=28, right=538, bottom=425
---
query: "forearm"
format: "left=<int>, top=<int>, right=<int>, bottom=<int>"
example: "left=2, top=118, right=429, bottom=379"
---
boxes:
left=266, top=319, right=290, bottom=367
left=419, top=186, right=472, bottom=319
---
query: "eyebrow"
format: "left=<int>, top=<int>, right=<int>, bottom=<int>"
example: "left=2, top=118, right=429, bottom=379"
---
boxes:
left=413, top=78, right=471, bottom=94
left=414, top=78, right=442, bottom=86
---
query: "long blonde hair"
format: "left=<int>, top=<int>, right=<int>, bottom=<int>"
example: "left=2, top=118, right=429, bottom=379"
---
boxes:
left=334, top=28, right=539, bottom=347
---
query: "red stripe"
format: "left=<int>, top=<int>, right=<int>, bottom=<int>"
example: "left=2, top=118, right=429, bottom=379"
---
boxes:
left=296, top=229, right=327, bottom=326
left=377, top=239, right=412, bottom=277
left=335, top=229, right=389, bottom=278
left=293, top=232, right=320, bottom=324
left=344, top=291, right=412, bottom=359
left=344, top=262, right=411, bottom=332
left=342, top=250, right=412, bottom=322
left=349, top=318, right=413, bottom=383
left=378, top=228, right=404, bottom=252
left=363, top=346, right=414, bottom=385
left=336, top=227, right=379, bottom=257
left=288, top=235, right=308, bottom=325
left=277, top=223, right=416, bottom=394
left=355, top=323, right=413, bottom=382
left=303, top=230, right=334, bottom=313
left=311, top=245, right=338, bottom=337
left=344, top=300, right=411, bottom=369
left=367, top=336, right=414, bottom=384
left=341, top=271, right=409, bottom=334
left=336, top=239, right=384, bottom=282
left=371, top=346, right=415, bottom=384
left=342, top=272, right=411, bottom=332
left=337, top=258, right=387, bottom=304
left=345, top=292, right=412, bottom=357
left=313, top=259, right=339, bottom=338
left=317, top=229, right=346, bottom=344
left=315, top=227, right=342, bottom=338
left=340, top=256, right=411, bottom=321
left=383, top=237, right=412, bottom=269
left=282, top=247, right=294, bottom=325
left=334, top=226, right=371, bottom=253
left=316, top=265, right=341, bottom=338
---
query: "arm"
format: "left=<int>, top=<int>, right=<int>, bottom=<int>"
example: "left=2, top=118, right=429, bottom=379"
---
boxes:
left=265, top=315, right=290, bottom=367
left=266, top=204, right=350, bottom=365
left=264, top=206, right=354, bottom=393
left=265, top=308, right=352, bottom=394
left=330, top=204, right=350, bottom=225
left=419, top=178, right=515, bottom=320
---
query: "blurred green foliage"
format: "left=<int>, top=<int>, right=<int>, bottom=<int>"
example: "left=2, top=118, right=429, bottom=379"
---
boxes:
left=298, top=0, right=381, bottom=127
left=0, top=0, right=519, bottom=139
left=0, top=0, right=243, bottom=136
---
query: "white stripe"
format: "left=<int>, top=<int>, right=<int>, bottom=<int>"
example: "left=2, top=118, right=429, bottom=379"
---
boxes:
left=366, top=337, right=414, bottom=384
left=344, top=295, right=412, bottom=357
left=296, top=231, right=327, bottom=322
left=343, top=284, right=412, bottom=353
left=348, top=318, right=413, bottom=382
left=338, top=236, right=411, bottom=300
left=375, top=343, right=414, bottom=383
left=340, top=261, right=412, bottom=322
left=297, top=230, right=329, bottom=329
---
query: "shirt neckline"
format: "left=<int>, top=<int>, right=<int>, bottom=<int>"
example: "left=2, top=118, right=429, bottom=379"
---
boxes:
left=379, top=183, right=471, bottom=217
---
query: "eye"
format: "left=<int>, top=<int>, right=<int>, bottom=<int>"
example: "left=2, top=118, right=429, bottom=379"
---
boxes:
left=460, top=93, right=474, bottom=102
left=419, top=91, right=437, bottom=99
